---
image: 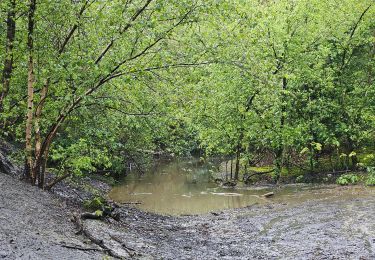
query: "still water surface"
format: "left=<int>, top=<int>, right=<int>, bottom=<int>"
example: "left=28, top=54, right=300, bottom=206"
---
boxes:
left=109, top=159, right=375, bottom=215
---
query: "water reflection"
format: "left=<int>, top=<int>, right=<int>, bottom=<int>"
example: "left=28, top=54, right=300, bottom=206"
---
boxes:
left=110, top=159, right=266, bottom=214
left=109, top=159, right=375, bottom=215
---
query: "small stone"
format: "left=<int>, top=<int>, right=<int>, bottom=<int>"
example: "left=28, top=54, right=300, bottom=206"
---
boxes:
left=0, top=251, right=8, bottom=258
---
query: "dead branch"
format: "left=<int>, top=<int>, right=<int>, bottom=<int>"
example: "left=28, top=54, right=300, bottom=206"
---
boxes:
left=60, top=243, right=102, bottom=252
left=44, top=173, right=71, bottom=190
left=72, top=214, right=125, bottom=259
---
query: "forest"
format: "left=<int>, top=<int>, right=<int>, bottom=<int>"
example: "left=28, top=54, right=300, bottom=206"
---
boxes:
left=0, top=0, right=374, bottom=186
left=1, top=0, right=375, bottom=259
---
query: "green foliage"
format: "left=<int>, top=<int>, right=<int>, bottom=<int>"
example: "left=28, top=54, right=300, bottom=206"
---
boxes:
left=365, top=167, right=375, bottom=186
left=0, top=0, right=374, bottom=183
left=296, top=175, right=304, bottom=183
left=94, top=210, right=103, bottom=217
left=336, top=174, right=360, bottom=186
left=362, top=154, right=375, bottom=167
left=83, top=197, right=105, bottom=211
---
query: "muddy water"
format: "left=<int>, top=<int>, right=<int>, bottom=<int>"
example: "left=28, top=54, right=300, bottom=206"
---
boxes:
left=109, top=159, right=375, bottom=215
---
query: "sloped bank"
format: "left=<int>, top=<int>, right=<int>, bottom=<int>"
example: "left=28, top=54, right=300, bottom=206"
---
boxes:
left=0, top=173, right=106, bottom=260
left=90, top=193, right=375, bottom=259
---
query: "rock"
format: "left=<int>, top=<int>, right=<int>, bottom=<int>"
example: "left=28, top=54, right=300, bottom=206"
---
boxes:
left=263, top=192, right=274, bottom=198
left=0, top=149, right=20, bottom=176
left=0, top=251, right=9, bottom=258
left=222, top=181, right=237, bottom=187
left=214, top=178, right=223, bottom=184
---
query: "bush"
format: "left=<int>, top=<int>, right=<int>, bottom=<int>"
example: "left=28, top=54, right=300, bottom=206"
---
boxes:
left=83, top=196, right=105, bottom=210
left=295, top=175, right=304, bottom=183
left=362, top=154, right=375, bottom=167
left=365, top=167, right=375, bottom=186
left=336, top=174, right=359, bottom=186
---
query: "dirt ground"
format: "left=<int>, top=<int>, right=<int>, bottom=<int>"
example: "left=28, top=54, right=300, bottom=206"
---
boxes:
left=1, top=171, right=375, bottom=259
left=102, top=195, right=375, bottom=259
left=0, top=173, right=105, bottom=260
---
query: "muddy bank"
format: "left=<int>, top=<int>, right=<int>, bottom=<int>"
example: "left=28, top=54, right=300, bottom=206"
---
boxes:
left=0, top=173, right=106, bottom=260
left=93, top=193, right=375, bottom=259
left=1, top=165, right=375, bottom=259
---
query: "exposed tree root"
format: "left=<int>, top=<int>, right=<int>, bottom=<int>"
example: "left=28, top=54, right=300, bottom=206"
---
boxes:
left=72, top=214, right=127, bottom=259
left=60, top=243, right=102, bottom=252
left=81, top=212, right=102, bottom=220
left=109, top=234, right=137, bottom=257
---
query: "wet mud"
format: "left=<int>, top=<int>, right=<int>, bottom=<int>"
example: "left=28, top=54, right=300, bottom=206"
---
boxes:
left=106, top=194, right=375, bottom=259
left=0, top=173, right=105, bottom=260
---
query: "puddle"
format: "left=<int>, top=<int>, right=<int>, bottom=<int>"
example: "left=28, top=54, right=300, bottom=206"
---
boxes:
left=109, top=159, right=375, bottom=215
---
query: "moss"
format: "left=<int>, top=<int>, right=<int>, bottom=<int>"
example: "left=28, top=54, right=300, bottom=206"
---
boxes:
left=248, top=166, right=273, bottom=172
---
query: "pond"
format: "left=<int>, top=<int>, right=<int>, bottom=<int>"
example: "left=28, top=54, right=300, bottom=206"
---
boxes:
left=109, top=159, right=375, bottom=215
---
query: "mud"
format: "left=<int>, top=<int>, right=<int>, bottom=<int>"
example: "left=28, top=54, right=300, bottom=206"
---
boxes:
left=97, top=195, right=375, bottom=259
left=1, top=170, right=375, bottom=259
left=0, top=173, right=105, bottom=260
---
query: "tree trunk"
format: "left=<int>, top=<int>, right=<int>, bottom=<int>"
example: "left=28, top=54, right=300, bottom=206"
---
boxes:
left=347, top=136, right=358, bottom=169
left=0, top=0, right=16, bottom=113
left=274, top=149, right=282, bottom=183
left=230, top=159, right=233, bottom=180
left=234, top=140, right=241, bottom=181
left=274, top=77, right=287, bottom=183
left=24, top=0, right=37, bottom=183
left=34, top=80, right=48, bottom=187
left=45, top=173, right=71, bottom=191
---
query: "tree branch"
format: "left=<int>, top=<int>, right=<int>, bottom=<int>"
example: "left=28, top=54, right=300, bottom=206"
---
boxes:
left=340, top=4, right=373, bottom=70
left=95, top=0, right=154, bottom=64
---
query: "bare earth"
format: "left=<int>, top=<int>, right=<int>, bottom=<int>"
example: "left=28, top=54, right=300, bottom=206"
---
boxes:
left=0, top=173, right=104, bottom=260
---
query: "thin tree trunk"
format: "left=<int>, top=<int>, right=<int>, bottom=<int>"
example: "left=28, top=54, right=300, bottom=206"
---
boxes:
left=0, top=0, right=16, bottom=113
left=31, top=1, right=91, bottom=186
left=234, top=92, right=257, bottom=181
left=230, top=159, right=233, bottom=179
left=39, top=149, right=49, bottom=188
left=347, top=136, right=358, bottom=169
left=274, top=77, right=287, bottom=183
left=225, top=161, right=228, bottom=180
left=25, top=0, right=37, bottom=183
left=234, top=140, right=241, bottom=181
left=45, top=173, right=71, bottom=191
left=34, top=79, right=48, bottom=187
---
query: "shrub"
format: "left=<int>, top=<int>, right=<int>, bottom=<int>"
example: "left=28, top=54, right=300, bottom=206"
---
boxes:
left=362, top=154, right=375, bottom=167
left=83, top=196, right=105, bottom=210
left=365, top=167, right=375, bottom=186
left=336, top=174, right=359, bottom=186
left=295, top=175, right=304, bottom=183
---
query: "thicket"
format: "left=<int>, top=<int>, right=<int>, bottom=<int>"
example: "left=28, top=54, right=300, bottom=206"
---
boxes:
left=0, top=0, right=373, bottom=186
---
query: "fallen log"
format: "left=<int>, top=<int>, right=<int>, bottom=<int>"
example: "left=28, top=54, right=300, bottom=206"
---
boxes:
left=81, top=212, right=102, bottom=220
